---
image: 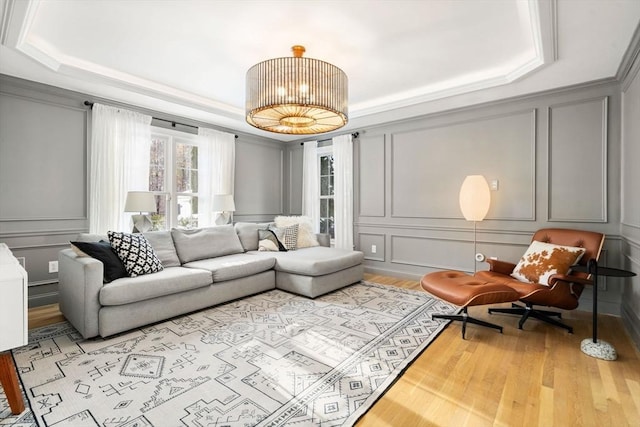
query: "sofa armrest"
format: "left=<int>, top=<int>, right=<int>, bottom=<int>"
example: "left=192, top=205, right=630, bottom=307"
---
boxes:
left=485, top=259, right=517, bottom=275
left=58, top=248, right=103, bottom=339
left=316, top=233, right=331, bottom=247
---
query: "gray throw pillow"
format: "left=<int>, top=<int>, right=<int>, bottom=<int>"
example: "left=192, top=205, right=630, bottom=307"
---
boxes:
left=171, top=225, right=245, bottom=263
left=143, top=231, right=181, bottom=267
left=234, top=222, right=273, bottom=251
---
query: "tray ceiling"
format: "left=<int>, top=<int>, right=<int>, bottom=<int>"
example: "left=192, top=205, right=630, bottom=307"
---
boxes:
left=1, top=0, right=639, bottom=141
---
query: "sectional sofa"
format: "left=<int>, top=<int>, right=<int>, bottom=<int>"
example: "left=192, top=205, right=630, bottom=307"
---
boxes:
left=58, top=222, right=364, bottom=339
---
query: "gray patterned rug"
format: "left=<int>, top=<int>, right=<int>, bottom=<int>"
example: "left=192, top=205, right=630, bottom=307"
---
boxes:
left=1, top=281, right=455, bottom=426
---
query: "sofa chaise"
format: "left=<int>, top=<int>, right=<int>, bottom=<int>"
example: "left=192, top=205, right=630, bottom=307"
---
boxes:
left=58, top=222, right=364, bottom=339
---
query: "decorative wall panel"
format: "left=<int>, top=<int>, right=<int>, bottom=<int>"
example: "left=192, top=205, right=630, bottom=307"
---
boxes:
left=0, top=93, right=87, bottom=220
left=390, top=235, right=469, bottom=271
left=621, top=73, right=640, bottom=228
left=390, top=110, right=536, bottom=220
left=359, top=233, right=385, bottom=262
left=288, top=147, right=303, bottom=215
left=548, top=97, right=608, bottom=222
left=358, top=135, right=385, bottom=217
left=235, top=141, right=283, bottom=216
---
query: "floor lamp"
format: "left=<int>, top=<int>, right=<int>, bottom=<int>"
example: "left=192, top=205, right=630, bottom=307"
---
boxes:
left=459, top=175, right=491, bottom=272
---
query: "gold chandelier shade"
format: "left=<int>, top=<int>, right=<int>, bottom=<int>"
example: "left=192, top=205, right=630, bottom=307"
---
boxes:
left=246, top=45, right=348, bottom=135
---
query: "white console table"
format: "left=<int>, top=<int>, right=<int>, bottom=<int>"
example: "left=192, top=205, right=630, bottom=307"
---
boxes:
left=0, top=243, right=28, bottom=414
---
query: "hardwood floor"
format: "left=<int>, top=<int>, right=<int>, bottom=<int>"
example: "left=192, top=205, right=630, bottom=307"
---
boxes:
left=27, top=274, right=640, bottom=426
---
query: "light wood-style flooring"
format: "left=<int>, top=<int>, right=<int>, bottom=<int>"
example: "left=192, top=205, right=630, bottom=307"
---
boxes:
left=27, top=274, right=640, bottom=426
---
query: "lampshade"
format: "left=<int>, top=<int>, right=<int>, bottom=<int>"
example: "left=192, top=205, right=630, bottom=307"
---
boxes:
left=212, top=194, right=236, bottom=212
left=124, top=191, right=156, bottom=213
left=246, top=45, right=348, bottom=135
left=459, top=175, right=491, bottom=221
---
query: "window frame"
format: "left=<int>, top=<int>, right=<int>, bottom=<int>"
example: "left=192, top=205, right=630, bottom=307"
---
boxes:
left=149, top=126, right=201, bottom=230
left=317, top=145, right=335, bottom=239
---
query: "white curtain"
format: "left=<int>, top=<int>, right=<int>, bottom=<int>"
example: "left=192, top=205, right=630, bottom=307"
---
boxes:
left=302, top=141, right=320, bottom=232
left=333, top=134, right=354, bottom=250
left=198, top=127, right=235, bottom=226
left=89, top=104, right=152, bottom=234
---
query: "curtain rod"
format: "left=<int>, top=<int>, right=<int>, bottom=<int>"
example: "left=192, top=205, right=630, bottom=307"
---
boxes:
left=299, top=132, right=359, bottom=145
left=84, top=101, right=238, bottom=139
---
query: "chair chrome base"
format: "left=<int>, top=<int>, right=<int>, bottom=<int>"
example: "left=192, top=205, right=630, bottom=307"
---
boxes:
left=488, top=302, right=574, bottom=334
left=433, top=307, right=503, bottom=340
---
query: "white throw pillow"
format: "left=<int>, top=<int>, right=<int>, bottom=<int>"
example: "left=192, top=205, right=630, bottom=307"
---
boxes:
left=510, top=240, right=586, bottom=285
left=274, top=215, right=319, bottom=248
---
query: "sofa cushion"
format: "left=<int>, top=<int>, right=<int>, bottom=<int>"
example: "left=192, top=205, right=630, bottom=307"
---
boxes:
left=183, top=253, right=276, bottom=282
left=234, top=222, right=272, bottom=251
left=171, top=225, right=244, bottom=263
left=251, top=246, right=364, bottom=276
left=70, top=240, right=128, bottom=283
left=99, top=266, right=212, bottom=306
left=143, top=231, right=181, bottom=267
left=108, top=231, right=164, bottom=277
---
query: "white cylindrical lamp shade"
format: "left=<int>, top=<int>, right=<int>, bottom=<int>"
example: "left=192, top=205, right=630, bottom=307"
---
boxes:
left=459, top=175, right=491, bottom=221
left=124, top=191, right=156, bottom=213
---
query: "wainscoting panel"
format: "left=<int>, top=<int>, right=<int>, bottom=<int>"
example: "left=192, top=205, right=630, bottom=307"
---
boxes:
left=359, top=233, right=385, bottom=262
left=357, top=134, right=385, bottom=217
left=390, top=109, right=536, bottom=220
left=235, top=140, right=284, bottom=217
left=0, top=92, right=87, bottom=220
left=390, top=235, right=470, bottom=272
left=548, top=97, right=608, bottom=222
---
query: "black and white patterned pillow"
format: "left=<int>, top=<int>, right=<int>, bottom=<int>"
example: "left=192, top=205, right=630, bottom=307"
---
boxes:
left=269, top=224, right=299, bottom=251
left=108, top=231, right=164, bottom=277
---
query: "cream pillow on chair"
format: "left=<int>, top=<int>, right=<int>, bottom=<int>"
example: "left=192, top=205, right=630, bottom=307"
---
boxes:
left=511, top=240, right=586, bottom=285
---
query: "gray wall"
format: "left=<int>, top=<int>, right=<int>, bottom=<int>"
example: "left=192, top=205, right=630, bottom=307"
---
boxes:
left=620, top=49, right=640, bottom=347
left=0, top=75, right=283, bottom=307
left=286, top=80, right=626, bottom=318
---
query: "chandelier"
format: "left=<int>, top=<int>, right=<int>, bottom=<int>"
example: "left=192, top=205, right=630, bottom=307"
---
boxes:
left=246, top=45, right=348, bottom=135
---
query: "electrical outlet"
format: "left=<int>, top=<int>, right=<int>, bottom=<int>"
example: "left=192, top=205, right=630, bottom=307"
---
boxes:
left=490, top=179, right=499, bottom=191
left=49, top=260, right=58, bottom=273
left=371, top=245, right=377, bottom=254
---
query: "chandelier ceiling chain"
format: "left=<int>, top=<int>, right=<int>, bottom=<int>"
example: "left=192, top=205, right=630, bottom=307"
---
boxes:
left=246, top=45, right=348, bottom=135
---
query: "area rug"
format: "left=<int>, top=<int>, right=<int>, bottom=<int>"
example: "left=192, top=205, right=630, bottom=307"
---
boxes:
left=2, top=281, right=455, bottom=426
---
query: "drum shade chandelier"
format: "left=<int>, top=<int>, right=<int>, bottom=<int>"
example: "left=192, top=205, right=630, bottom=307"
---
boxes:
left=246, top=45, right=348, bottom=135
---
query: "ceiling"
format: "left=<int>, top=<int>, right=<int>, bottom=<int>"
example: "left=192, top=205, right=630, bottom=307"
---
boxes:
left=1, top=0, right=639, bottom=141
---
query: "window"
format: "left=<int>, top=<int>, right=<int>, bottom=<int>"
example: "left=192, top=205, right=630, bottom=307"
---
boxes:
left=318, top=146, right=334, bottom=238
left=148, top=127, right=200, bottom=229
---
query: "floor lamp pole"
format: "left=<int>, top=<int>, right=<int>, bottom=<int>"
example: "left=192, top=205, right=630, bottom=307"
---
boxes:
left=473, top=221, right=477, bottom=273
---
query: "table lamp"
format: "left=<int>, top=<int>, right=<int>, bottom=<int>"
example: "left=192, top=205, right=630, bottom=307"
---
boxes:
left=125, top=191, right=156, bottom=233
left=212, top=194, right=236, bottom=225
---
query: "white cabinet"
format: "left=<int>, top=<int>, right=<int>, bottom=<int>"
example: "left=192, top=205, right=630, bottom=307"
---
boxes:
left=0, top=243, right=28, bottom=352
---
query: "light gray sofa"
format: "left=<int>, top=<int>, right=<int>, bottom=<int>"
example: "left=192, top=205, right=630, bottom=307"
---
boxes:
left=58, top=223, right=364, bottom=339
